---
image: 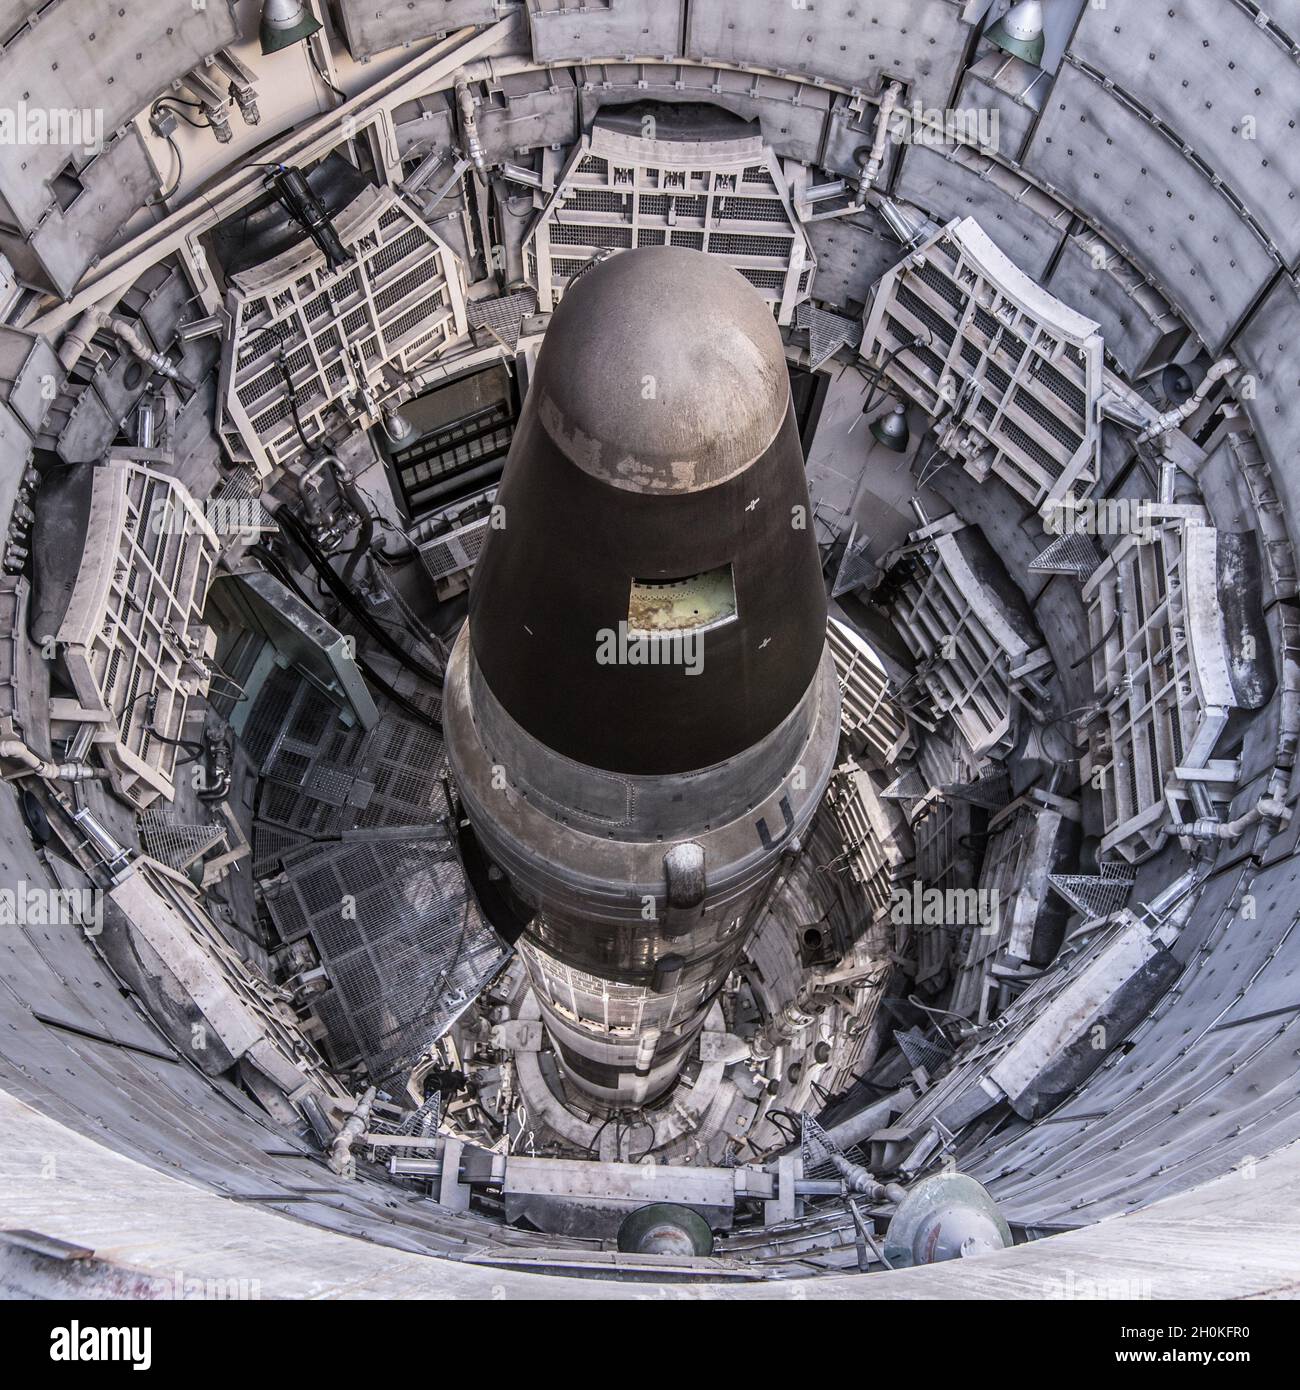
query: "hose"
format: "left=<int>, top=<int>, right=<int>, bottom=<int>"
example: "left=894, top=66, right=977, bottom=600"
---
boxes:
left=329, top=458, right=375, bottom=589
left=248, top=544, right=442, bottom=733
left=850, top=335, right=925, bottom=432
left=278, top=356, right=316, bottom=456
left=1071, top=610, right=1121, bottom=671
left=273, top=506, right=445, bottom=688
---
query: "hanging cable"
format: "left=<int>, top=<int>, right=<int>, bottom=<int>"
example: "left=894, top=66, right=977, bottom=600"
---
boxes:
left=311, top=52, right=347, bottom=101
left=147, top=134, right=184, bottom=205
left=848, top=334, right=927, bottom=433
left=154, top=100, right=212, bottom=129
left=1071, top=610, right=1122, bottom=670
left=248, top=543, right=442, bottom=733
left=273, top=507, right=445, bottom=687
left=277, top=355, right=315, bottom=454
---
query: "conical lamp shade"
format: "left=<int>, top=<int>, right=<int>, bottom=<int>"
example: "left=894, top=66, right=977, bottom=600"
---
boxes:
left=986, top=1, right=1046, bottom=66
left=871, top=404, right=910, bottom=453
left=261, top=0, right=322, bottom=55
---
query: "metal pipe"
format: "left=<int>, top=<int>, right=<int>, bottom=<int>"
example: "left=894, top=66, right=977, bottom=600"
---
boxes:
left=1167, top=796, right=1290, bottom=843
left=0, top=740, right=104, bottom=782
left=854, top=81, right=904, bottom=202
left=1137, top=355, right=1239, bottom=442
left=830, top=1152, right=906, bottom=1205
left=329, top=1085, right=377, bottom=1177
left=455, top=79, right=486, bottom=176
left=328, top=456, right=375, bottom=588
left=59, top=305, right=194, bottom=388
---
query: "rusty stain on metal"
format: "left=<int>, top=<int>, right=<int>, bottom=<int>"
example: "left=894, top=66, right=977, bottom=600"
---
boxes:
left=628, top=565, right=737, bottom=633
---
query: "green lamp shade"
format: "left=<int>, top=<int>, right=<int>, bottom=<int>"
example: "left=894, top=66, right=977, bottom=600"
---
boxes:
left=986, top=1, right=1046, bottom=66
left=260, top=0, right=323, bottom=56
left=870, top=403, right=910, bottom=453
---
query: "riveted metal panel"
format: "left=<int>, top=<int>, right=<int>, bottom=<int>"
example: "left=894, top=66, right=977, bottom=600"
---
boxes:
left=803, top=210, right=900, bottom=313
left=0, top=0, right=237, bottom=231
left=337, top=0, right=510, bottom=61
left=55, top=383, right=115, bottom=464
left=1022, top=62, right=1278, bottom=352
left=1045, top=231, right=1187, bottom=379
left=954, top=58, right=1041, bottom=164
left=894, top=143, right=1069, bottom=281
left=0, top=1, right=44, bottom=44
left=1233, top=273, right=1300, bottom=538
left=527, top=0, right=683, bottom=62
left=24, top=128, right=160, bottom=299
left=576, top=63, right=832, bottom=166
left=685, top=0, right=970, bottom=110
left=1068, top=0, right=1300, bottom=266
left=476, top=66, right=578, bottom=160
left=0, top=325, right=59, bottom=436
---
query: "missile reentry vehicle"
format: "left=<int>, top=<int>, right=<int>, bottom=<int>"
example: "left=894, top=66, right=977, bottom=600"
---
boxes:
left=446, top=248, right=840, bottom=1106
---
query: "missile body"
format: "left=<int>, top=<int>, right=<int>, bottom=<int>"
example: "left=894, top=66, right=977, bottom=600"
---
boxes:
left=445, top=248, right=839, bottom=1108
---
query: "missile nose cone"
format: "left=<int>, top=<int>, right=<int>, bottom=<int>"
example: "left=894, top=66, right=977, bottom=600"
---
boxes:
left=467, top=246, right=827, bottom=776
left=534, top=248, right=790, bottom=493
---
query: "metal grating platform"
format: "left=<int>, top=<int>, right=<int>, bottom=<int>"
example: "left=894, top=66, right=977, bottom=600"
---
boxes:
left=244, top=662, right=504, bottom=1089
left=831, top=521, right=876, bottom=598
left=894, top=1026, right=954, bottom=1077
left=1048, top=863, right=1137, bottom=923
left=796, top=301, right=863, bottom=370
left=137, top=810, right=227, bottom=873
left=1029, top=530, right=1102, bottom=579
left=267, top=831, right=506, bottom=1088
left=467, top=288, right=538, bottom=353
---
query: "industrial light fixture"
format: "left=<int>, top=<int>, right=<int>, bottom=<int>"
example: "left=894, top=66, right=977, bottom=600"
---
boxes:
left=986, top=1, right=1046, bottom=66
left=260, top=0, right=322, bottom=56
left=382, top=404, right=416, bottom=444
left=1161, top=363, right=1196, bottom=406
left=265, top=163, right=351, bottom=270
left=870, top=402, right=911, bottom=453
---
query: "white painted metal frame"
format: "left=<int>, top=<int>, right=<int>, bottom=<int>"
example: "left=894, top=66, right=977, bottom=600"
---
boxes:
left=1082, top=506, right=1240, bottom=863
left=525, top=120, right=813, bottom=322
left=862, top=217, right=1105, bottom=512
left=827, top=617, right=910, bottom=766
left=887, top=515, right=1051, bottom=759
left=53, top=458, right=219, bottom=808
left=221, top=186, right=468, bottom=474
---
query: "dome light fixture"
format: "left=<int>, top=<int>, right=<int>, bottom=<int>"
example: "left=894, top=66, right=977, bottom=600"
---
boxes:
left=986, top=1, right=1047, bottom=67
left=260, top=0, right=322, bottom=56
left=870, top=402, right=911, bottom=453
left=1161, top=363, right=1196, bottom=406
left=382, top=404, right=416, bottom=444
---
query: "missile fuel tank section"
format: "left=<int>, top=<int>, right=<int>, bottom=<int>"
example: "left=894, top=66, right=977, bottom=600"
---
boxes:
left=445, top=248, right=841, bottom=1108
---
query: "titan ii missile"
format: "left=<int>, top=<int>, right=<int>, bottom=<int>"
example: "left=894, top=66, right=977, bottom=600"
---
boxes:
left=445, top=247, right=840, bottom=1109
